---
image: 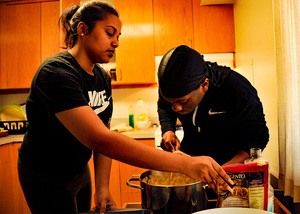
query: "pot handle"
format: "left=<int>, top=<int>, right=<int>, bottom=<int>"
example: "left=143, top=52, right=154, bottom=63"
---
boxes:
left=126, top=178, right=143, bottom=190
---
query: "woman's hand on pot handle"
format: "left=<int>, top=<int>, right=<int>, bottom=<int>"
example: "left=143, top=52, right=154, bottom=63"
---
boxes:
left=160, top=131, right=181, bottom=152
left=188, top=156, right=234, bottom=193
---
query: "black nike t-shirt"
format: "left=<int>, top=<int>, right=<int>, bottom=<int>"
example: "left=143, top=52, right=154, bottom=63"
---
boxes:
left=19, top=51, right=113, bottom=176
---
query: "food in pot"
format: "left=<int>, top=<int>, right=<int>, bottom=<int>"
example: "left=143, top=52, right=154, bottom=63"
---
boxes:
left=127, top=170, right=208, bottom=213
left=142, top=173, right=197, bottom=186
left=173, top=150, right=190, bottom=156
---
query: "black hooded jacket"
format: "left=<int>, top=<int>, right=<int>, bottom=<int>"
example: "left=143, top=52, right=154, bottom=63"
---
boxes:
left=158, top=62, right=269, bottom=165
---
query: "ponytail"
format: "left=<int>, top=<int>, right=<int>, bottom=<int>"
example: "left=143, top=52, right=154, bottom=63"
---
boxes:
left=59, top=1, right=119, bottom=49
left=59, top=4, right=80, bottom=49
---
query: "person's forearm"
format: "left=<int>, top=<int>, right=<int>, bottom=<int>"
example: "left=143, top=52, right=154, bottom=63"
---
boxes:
left=222, top=150, right=249, bottom=166
left=57, top=106, right=187, bottom=174
left=94, top=130, right=188, bottom=174
left=56, top=106, right=234, bottom=193
left=94, top=151, right=112, bottom=191
left=158, top=96, right=177, bottom=134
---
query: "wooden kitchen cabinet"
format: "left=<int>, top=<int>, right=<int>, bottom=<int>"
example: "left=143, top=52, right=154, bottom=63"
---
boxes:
left=0, top=142, right=30, bottom=214
left=88, top=157, right=122, bottom=208
left=0, top=141, right=120, bottom=214
left=41, top=1, right=60, bottom=61
left=89, top=139, right=155, bottom=208
left=119, top=139, right=155, bottom=206
left=0, top=0, right=156, bottom=90
left=11, top=142, right=31, bottom=214
left=0, top=0, right=60, bottom=90
left=0, top=0, right=234, bottom=91
left=0, top=144, right=14, bottom=214
left=0, top=138, right=154, bottom=212
left=5, top=2, right=41, bottom=89
left=153, top=0, right=194, bottom=55
left=114, top=0, right=156, bottom=85
left=153, top=0, right=235, bottom=55
left=192, top=0, right=235, bottom=53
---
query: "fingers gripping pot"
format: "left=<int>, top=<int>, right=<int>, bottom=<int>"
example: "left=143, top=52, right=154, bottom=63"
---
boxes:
left=127, top=170, right=208, bottom=214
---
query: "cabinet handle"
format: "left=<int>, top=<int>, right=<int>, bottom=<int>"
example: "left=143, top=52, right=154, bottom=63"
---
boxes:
left=189, top=39, right=192, bottom=48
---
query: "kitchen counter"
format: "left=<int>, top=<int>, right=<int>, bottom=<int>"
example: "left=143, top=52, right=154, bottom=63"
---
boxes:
left=0, top=127, right=158, bottom=146
left=0, top=134, right=24, bottom=146
left=120, top=126, right=157, bottom=139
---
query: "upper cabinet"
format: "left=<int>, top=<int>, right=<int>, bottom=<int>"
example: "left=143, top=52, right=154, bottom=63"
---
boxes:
left=5, top=2, right=41, bottom=90
left=153, top=0, right=235, bottom=55
left=153, top=0, right=194, bottom=56
left=114, top=0, right=156, bottom=85
left=0, top=0, right=60, bottom=90
left=153, top=0, right=194, bottom=55
left=41, top=1, right=61, bottom=61
left=193, top=0, right=235, bottom=53
left=0, top=0, right=234, bottom=91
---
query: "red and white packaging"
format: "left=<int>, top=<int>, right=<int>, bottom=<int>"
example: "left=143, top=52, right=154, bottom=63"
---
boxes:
left=217, top=162, right=269, bottom=211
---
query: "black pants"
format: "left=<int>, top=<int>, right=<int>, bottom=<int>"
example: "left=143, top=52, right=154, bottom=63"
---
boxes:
left=18, top=158, right=92, bottom=214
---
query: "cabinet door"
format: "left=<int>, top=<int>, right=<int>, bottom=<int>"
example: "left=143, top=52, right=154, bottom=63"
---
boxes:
left=0, top=144, right=14, bottom=214
left=6, top=2, right=41, bottom=89
left=88, top=157, right=121, bottom=208
left=119, top=162, right=144, bottom=205
left=0, top=0, right=60, bottom=90
left=41, top=1, right=60, bottom=61
left=115, top=0, right=156, bottom=84
left=153, top=0, right=194, bottom=55
left=11, top=143, right=31, bottom=214
left=153, top=0, right=235, bottom=55
left=119, top=139, right=155, bottom=206
left=0, top=143, right=30, bottom=214
left=0, top=4, right=7, bottom=88
left=0, top=161, right=14, bottom=213
left=193, top=0, right=235, bottom=53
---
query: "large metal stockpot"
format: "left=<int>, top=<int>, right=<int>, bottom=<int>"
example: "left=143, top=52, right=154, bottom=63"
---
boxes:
left=127, top=170, right=208, bottom=214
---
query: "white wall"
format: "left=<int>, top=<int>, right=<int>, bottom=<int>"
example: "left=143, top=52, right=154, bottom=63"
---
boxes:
left=111, top=87, right=159, bottom=123
left=0, top=94, right=28, bottom=107
left=111, top=53, right=235, bottom=126
left=234, top=0, right=279, bottom=177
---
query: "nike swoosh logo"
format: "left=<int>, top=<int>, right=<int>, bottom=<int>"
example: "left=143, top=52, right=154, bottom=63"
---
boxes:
left=208, top=109, right=226, bottom=115
left=94, top=101, right=109, bottom=114
left=94, top=97, right=111, bottom=114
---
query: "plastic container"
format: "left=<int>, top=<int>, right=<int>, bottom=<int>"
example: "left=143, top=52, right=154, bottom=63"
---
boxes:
left=135, top=99, right=148, bottom=122
left=244, top=148, right=268, bottom=164
left=135, top=99, right=149, bottom=130
left=128, top=104, right=134, bottom=128
left=244, top=148, right=274, bottom=212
